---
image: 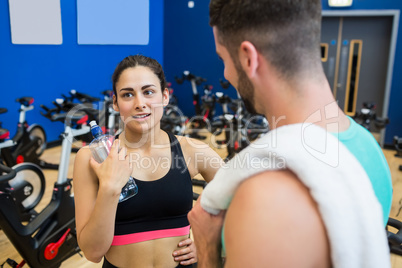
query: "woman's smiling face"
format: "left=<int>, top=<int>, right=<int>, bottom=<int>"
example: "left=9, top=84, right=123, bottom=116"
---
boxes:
left=113, top=66, right=169, bottom=134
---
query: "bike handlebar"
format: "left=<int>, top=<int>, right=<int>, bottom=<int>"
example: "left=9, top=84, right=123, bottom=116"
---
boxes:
left=362, top=101, right=376, bottom=110
left=219, top=79, right=231, bottom=89
left=69, top=89, right=100, bottom=103
left=175, top=71, right=207, bottom=86
left=40, top=99, right=97, bottom=125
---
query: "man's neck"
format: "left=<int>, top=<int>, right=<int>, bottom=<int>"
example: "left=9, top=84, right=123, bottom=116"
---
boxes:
left=261, top=77, right=350, bottom=133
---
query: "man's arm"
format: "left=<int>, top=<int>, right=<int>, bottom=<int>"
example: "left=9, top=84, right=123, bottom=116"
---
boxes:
left=188, top=196, right=226, bottom=268
left=224, top=169, right=331, bottom=268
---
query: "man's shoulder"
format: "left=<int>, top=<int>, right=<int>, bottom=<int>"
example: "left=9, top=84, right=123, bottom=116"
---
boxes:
left=233, top=169, right=312, bottom=207
left=224, top=169, right=329, bottom=267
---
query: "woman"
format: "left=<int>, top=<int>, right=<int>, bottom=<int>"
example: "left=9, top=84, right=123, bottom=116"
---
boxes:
left=73, top=55, right=223, bottom=267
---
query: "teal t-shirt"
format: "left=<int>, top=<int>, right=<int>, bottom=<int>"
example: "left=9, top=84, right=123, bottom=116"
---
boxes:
left=335, top=117, right=392, bottom=226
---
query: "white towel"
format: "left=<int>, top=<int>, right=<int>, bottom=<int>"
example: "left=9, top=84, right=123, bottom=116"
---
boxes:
left=201, top=123, right=390, bottom=268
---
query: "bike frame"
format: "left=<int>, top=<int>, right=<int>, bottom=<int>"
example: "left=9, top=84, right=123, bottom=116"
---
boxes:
left=0, top=113, right=90, bottom=267
left=0, top=99, right=52, bottom=169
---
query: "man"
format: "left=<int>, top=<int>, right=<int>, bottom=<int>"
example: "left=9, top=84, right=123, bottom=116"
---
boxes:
left=188, top=0, right=391, bottom=267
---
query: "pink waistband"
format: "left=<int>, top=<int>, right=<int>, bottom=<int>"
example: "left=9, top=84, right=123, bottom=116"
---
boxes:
left=111, top=225, right=190, bottom=246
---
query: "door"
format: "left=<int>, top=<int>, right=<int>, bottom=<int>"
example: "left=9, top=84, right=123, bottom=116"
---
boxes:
left=321, top=15, right=393, bottom=133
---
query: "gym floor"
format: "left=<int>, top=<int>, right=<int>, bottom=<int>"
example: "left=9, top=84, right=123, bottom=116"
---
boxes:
left=1, top=133, right=402, bottom=267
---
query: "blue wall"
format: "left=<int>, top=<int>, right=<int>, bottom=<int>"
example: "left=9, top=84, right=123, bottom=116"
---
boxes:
left=164, top=0, right=402, bottom=146
left=0, top=1, right=400, bottom=145
left=163, top=1, right=228, bottom=118
left=0, top=0, right=164, bottom=142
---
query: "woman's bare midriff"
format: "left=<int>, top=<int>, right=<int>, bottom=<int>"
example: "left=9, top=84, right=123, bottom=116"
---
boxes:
left=105, top=235, right=188, bottom=268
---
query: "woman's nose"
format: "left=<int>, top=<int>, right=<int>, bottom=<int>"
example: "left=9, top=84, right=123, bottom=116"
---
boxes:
left=134, top=95, right=146, bottom=109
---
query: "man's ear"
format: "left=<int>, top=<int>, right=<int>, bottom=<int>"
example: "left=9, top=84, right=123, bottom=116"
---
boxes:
left=113, top=94, right=119, bottom=112
left=239, top=41, right=259, bottom=78
left=163, top=88, right=170, bottom=107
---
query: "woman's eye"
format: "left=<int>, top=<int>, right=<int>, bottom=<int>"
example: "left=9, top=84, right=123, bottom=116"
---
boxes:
left=144, top=90, right=154, bottom=96
left=123, top=92, right=133, bottom=98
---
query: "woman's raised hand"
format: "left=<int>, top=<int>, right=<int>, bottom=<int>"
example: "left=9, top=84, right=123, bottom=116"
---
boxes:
left=89, top=139, right=133, bottom=197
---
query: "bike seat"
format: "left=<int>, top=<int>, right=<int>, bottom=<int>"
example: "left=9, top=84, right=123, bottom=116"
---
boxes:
left=16, top=97, right=34, bottom=107
left=0, top=108, right=7, bottom=114
left=0, top=128, right=10, bottom=140
left=49, top=111, right=88, bottom=124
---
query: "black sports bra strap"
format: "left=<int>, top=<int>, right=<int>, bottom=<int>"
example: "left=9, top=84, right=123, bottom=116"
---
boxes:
left=115, top=132, right=188, bottom=171
left=166, top=132, right=188, bottom=170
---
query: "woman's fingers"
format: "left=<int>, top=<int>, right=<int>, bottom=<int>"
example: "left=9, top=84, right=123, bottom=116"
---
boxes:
left=90, top=139, right=131, bottom=186
left=109, top=140, right=129, bottom=164
left=118, top=145, right=128, bottom=161
left=178, top=257, right=196, bottom=266
left=178, top=238, right=192, bottom=247
left=174, top=250, right=195, bottom=262
left=172, top=238, right=197, bottom=264
left=108, top=139, right=120, bottom=156
left=89, top=156, right=100, bottom=170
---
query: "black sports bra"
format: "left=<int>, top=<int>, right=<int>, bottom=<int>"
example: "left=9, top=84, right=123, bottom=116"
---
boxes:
left=111, top=132, right=193, bottom=245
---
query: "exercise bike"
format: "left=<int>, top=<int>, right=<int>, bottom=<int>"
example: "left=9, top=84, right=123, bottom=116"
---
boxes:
left=0, top=114, right=46, bottom=223
left=175, top=71, right=206, bottom=116
left=394, top=136, right=402, bottom=172
left=161, top=83, right=188, bottom=135
left=353, top=101, right=389, bottom=131
left=46, top=92, right=99, bottom=145
left=0, top=97, right=58, bottom=170
left=210, top=79, right=269, bottom=160
left=61, top=89, right=100, bottom=105
left=0, top=103, right=92, bottom=268
left=99, top=90, right=121, bottom=136
left=200, top=84, right=217, bottom=123
left=386, top=217, right=402, bottom=256
left=175, top=71, right=212, bottom=139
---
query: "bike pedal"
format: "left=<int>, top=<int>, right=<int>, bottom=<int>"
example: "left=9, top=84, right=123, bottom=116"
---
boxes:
left=5, top=258, right=18, bottom=268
